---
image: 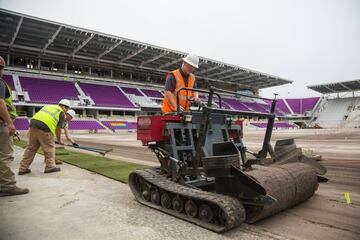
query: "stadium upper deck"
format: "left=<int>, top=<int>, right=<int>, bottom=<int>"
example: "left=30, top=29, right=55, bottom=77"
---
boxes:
left=0, top=8, right=291, bottom=92
left=308, top=79, right=360, bottom=94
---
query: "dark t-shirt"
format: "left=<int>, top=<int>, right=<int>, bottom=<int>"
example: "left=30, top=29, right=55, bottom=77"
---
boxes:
left=30, top=111, right=66, bottom=132
left=165, top=68, right=196, bottom=92
left=0, top=79, right=10, bottom=100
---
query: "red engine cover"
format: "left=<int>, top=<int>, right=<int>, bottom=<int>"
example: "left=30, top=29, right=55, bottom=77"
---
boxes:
left=137, top=115, right=182, bottom=145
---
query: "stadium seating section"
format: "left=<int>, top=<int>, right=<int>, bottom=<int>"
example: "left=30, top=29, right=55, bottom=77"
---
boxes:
left=3, top=75, right=15, bottom=90
left=7, top=73, right=331, bottom=131
left=79, top=82, right=136, bottom=108
left=14, top=118, right=29, bottom=130
left=140, top=88, right=163, bottom=98
left=19, top=76, right=79, bottom=104
left=121, top=87, right=144, bottom=96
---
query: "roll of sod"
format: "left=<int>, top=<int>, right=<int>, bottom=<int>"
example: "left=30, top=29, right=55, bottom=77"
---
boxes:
left=244, top=162, right=318, bottom=223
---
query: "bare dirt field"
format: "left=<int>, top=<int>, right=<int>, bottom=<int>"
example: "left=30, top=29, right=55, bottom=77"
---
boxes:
left=71, top=128, right=360, bottom=239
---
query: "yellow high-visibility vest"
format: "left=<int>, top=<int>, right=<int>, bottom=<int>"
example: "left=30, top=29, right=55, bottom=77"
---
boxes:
left=1, top=78, right=17, bottom=120
left=32, top=105, right=63, bottom=136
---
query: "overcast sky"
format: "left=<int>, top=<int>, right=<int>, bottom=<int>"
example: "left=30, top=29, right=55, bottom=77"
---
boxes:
left=1, top=0, right=359, bottom=98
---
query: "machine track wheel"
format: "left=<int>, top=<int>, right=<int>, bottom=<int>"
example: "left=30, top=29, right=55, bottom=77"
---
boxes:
left=151, top=189, right=161, bottom=205
left=161, top=193, right=172, bottom=209
left=218, top=209, right=227, bottom=226
left=185, top=200, right=198, bottom=218
left=142, top=189, right=151, bottom=201
left=199, top=204, right=214, bottom=223
left=172, top=196, right=184, bottom=213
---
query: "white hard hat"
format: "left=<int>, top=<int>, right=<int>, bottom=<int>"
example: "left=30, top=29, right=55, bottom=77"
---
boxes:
left=182, top=54, right=199, bottom=68
left=66, top=109, right=76, bottom=119
left=59, top=99, right=71, bottom=108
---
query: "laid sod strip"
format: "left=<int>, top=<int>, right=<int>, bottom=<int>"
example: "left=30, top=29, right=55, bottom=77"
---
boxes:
left=14, top=139, right=145, bottom=183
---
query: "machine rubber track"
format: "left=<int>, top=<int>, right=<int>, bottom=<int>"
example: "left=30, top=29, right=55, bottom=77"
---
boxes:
left=129, top=168, right=246, bottom=233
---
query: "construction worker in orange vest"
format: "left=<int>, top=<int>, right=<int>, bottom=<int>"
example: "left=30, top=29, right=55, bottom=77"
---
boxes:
left=162, top=54, right=201, bottom=113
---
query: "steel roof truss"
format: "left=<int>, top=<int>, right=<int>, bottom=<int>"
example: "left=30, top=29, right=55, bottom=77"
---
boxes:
left=70, top=33, right=95, bottom=57
left=118, top=46, right=147, bottom=63
left=137, top=51, right=168, bottom=67
left=10, top=16, right=23, bottom=46
left=97, top=40, right=123, bottom=59
left=42, top=26, right=63, bottom=52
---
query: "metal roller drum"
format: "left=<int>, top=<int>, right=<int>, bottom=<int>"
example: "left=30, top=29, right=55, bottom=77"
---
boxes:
left=244, top=162, right=319, bottom=223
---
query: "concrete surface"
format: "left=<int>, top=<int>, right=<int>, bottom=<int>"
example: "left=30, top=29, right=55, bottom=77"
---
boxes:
left=0, top=147, right=278, bottom=240
left=2, top=128, right=360, bottom=240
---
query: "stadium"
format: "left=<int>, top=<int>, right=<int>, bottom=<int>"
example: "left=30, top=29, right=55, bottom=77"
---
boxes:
left=0, top=7, right=359, bottom=240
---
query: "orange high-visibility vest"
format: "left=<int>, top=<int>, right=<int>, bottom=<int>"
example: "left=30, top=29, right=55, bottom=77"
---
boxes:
left=161, top=69, right=195, bottom=113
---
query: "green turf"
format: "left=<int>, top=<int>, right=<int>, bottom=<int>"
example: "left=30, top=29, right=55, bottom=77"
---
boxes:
left=13, top=139, right=145, bottom=183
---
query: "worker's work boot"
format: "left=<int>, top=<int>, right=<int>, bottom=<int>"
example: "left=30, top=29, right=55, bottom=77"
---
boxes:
left=55, top=160, right=63, bottom=165
left=44, top=167, right=61, bottom=174
left=0, top=186, right=29, bottom=197
left=18, top=169, right=31, bottom=175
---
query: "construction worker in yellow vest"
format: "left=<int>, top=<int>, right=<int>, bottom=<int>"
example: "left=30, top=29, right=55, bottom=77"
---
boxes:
left=18, top=99, right=71, bottom=174
left=162, top=54, right=201, bottom=114
left=0, top=56, right=29, bottom=197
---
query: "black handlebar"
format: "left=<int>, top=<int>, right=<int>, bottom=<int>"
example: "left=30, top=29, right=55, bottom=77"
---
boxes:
left=175, top=87, right=222, bottom=114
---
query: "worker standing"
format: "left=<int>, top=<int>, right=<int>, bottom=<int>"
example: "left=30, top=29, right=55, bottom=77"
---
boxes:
left=55, top=109, right=79, bottom=165
left=18, top=99, right=71, bottom=174
left=161, top=54, right=201, bottom=114
left=0, top=56, right=29, bottom=197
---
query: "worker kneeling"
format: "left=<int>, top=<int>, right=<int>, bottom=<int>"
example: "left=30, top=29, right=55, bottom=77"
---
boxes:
left=18, top=99, right=71, bottom=174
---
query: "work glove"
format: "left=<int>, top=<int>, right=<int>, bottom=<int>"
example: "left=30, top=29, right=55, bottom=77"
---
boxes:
left=72, top=142, right=79, bottom=147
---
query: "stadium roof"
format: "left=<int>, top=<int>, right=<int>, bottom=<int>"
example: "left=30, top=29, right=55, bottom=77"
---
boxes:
left=308, top=79, right=360, bottom=94
left=0, top=8, right=292, bottom=89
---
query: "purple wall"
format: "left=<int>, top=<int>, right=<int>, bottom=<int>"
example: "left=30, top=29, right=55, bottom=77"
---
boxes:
left=68, top=120, right=105, bottom=130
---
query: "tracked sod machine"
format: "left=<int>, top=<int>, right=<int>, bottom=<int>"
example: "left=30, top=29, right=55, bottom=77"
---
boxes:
left=129, top=87, right=327, bottom=232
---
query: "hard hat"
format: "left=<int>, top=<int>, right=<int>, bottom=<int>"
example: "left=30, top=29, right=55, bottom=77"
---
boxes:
left=58, top=99, right=71, bottom=108
left=0, top=56, right=5, bottom=67
left=66, top=109, right=76, bottom=119
left=182, top=54, right=199, bottom=68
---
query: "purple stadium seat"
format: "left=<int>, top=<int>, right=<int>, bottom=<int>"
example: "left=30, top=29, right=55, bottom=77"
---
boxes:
left=19, top=76, right=79, bottom=104
left=275, top=99, right=291, bottom=114
left=285, top=97, right=319, bottom=114
left=223, top=98, right=251, bottom=111
left=301, top=97, right=320, bottom=113
left=242, top=102, right=268, bottom=113
left=140, top=89, right=164, bottom=98
left=121, top=87, right=144, bottom=96
left=68, top=120, right=105, bottom=130
left=265, top=99, right=291, bottom=115
left=79, top=83, right=137, bottom=108
left=14, top=118, right=29, bottom=130
left=3, top=75, right=15, bottom=90
left=285, top=99, right=301, bottom=114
